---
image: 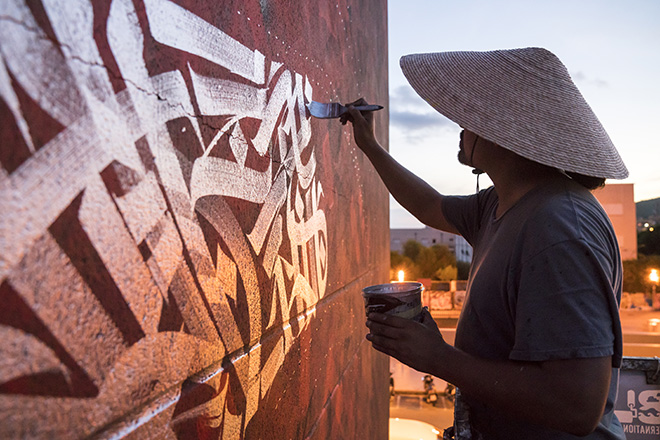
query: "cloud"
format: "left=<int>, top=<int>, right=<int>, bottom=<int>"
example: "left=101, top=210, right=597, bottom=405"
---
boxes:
left=571, top=71, right=609, bottom=88
left=390, top=110, right=451, bottom=131
left=390, top=84, right=427, bottom=107
left=389, top=85, right=454, bottom=133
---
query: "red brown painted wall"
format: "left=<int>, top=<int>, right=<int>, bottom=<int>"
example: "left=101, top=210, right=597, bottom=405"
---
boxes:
left=0, top=0, right=389, bottom=438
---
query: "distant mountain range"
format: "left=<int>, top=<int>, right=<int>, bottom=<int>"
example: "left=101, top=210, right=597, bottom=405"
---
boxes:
left=637, top=197, right=660, bottom=220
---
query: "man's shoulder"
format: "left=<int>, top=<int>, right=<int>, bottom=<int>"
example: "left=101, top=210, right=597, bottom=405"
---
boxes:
left=524, top=179, right=607, bottom=224
left=516, top=182, right=614, bottom=257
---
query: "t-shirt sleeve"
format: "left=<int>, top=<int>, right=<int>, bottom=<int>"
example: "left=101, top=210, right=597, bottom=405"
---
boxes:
left=509, top=238, right=621, bottom=364
left=442, top=188, right=495, bottom=246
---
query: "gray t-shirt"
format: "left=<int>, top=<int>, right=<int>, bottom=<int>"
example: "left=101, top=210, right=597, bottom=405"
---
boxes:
left=442, top=178, right=624, bottom=439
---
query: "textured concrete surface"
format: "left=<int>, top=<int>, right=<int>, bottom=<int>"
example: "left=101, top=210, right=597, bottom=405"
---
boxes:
left=0, top=0, right=389, bottom=438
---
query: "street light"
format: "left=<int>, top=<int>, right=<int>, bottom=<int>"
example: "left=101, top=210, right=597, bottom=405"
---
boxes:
left=650, top=269, right=660, bottom=310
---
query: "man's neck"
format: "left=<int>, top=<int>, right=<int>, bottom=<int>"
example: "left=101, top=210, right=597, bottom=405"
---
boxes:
left=487, top=157, right=565, bottom=218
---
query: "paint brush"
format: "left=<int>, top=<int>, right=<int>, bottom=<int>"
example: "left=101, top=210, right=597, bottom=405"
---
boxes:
left=307, top=101, right=383, bottom=119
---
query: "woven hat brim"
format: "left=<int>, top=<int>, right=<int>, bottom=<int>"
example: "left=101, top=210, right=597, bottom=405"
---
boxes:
left=400, top=49, right=628, bottom=179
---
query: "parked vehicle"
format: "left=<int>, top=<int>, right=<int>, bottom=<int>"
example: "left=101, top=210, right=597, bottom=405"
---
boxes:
left=444, top=382, right=456, bottom=402
left=423, top=374, right=438, bottom=406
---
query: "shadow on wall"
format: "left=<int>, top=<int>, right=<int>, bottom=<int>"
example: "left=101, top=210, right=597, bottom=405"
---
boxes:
left=0, top=0, right=388, bottom=438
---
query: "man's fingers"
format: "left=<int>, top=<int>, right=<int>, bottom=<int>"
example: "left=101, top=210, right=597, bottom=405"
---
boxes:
left=366, top=333, right=397, bottom=351
left=366, top=319, right=401, bottom=339
left=420, top=308, right=439, bottom=330
left=368, top=341, right=392, bottom=357
left=367, top=312, right=408, bottom=328
left=370, top=342, right=395, bottom=357
left=346, top=106, right=366, bottom=123
left=344, top=97, right=368, bottom=107
left=367, top=336, right=414, bottom=366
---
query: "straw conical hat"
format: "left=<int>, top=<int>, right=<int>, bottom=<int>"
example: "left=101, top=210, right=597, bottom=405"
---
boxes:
left=400, top=47, right=628, bottom=179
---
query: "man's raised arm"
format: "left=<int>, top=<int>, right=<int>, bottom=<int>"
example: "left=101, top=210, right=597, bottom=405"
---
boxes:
left=342, top=99, right=458, bottom=234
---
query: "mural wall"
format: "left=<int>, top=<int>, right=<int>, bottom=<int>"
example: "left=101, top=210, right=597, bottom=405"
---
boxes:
left=0, top=0, right=389, bottom=438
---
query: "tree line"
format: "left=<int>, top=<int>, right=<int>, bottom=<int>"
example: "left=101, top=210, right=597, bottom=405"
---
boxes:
left=393, top=229, right=660, bottom=293
left=390, top=240, right=470, bottom=281
left=623, top=225, right=660, bottom=293
left=623, top=256, right=660, bottom=293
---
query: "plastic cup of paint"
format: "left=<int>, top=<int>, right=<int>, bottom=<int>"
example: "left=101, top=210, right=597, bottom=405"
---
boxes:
left=362, top=282, right=424, bottom=321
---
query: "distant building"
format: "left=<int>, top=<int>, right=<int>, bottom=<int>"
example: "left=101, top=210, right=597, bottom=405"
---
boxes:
left=391, top=183, right=637, bottom=263
left=390, top=226, right=472, bottom=263
left=593, top=183, right=637, bottom=260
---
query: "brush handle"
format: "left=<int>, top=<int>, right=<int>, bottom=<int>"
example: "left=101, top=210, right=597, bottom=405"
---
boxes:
left=351, top=105, right=383, bottom=112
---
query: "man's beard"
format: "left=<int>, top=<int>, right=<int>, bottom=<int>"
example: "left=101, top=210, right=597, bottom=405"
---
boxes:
left=458, top=143, right=484, bottom=175
left=458, top=148, right=470, bottom=166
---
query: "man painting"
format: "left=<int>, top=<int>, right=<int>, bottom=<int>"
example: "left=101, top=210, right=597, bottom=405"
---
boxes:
left=344, top=48, right=627, bottom=439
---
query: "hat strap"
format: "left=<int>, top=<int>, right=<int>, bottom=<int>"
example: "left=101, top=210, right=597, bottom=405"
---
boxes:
left=470, top=135, right=484, bottom=192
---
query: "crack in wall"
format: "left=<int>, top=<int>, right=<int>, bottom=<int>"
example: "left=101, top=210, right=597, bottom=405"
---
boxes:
left=0, top=14, right=313, bottom=176
left=61, top=51, right=312, bottom=178
left=0, top=15, right=354, bottom=219
left=0, top=13, right=44, bottom=34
